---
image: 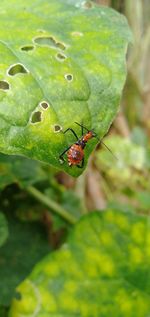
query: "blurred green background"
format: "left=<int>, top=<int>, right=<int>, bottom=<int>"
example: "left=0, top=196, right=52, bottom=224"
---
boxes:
left=94, top=0, right=150, bottom=214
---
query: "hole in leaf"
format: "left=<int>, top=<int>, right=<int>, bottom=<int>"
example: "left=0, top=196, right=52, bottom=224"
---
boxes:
left=21, top=45, right=35, bottom=51
left=82, top=1, right=93, bottom=8
left=8, top=63, right=28, bottom=76
left=56, top=53, right=67, bottom=61
left=56, top=42, right=66, bottom=50
left=64, top=74, right=73, bottom=82
left=72, top=31, right=83, bottom=37
left=40, top=101, right=49, bottom=109
left=34, top=36, right=56, bottom=46
left=0, top=80, right=10, bottom=90
left=31, top=111, right=42, bottom=123
left=33, top=36, right=66, bottom=51
left=54, top=124, right=62, bottom=133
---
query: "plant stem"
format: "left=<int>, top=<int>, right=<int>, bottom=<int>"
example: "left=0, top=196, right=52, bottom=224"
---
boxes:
left=27, top=186, right=77, bottom=225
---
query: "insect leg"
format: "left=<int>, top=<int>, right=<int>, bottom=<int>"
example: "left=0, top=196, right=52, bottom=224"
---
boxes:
left=59, top=145, right=71, bottom=163
left=75, top=122, right=98, bottom=140
left=77, top=157, right=84, bottom=168
left=63, top=128, right=79, bottom=141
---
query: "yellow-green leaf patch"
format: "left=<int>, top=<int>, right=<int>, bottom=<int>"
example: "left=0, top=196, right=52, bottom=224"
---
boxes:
left=9, top=210, right=150, bottom=317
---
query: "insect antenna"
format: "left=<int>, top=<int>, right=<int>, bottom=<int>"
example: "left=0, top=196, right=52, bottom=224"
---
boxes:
left=75, top=122, right=97, bottom=137
left=75, top=122, right=89, bottom=132
left=75, top=122, right=117, bottom=159
left=100, top=140, right=117, bottom=160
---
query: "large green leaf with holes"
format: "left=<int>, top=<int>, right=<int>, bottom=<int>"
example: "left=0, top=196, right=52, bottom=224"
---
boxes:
left=0, top=0, right=131, bottom=176
left=9, top=210, right=150, bottom=317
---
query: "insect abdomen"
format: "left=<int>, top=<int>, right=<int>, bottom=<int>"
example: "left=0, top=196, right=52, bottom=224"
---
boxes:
left=67, top=144, right=84, bottom=166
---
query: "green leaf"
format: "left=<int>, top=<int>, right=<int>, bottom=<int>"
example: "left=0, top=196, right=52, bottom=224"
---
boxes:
left=0, top=153, right=46, bottom=189
left=0, top=212, right=8, bottom=247
left=0, top=212, right=51, bottom=306
left=45, top=188, right=82, bottom=230
left=134, top=191, right=150, bottom=212
left=0, top=306, right=8, bottom=317
left=9, top=210, right=150, bottom=317
left=131, top=126, right=148, bottom=147
left=96, top=135, right=147, bottom=186
left=0, top=0, right=131, bottom=176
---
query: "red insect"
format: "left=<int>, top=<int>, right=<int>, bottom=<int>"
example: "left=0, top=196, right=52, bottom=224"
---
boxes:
left=59, top=122, right=97, bottom=168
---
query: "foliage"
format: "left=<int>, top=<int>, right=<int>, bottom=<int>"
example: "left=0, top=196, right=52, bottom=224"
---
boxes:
left=0, top=212, right=8, bottom=247
left=9, top=210, right=150, bottom=317
left=95, top=135, right=150, bottom=213
left=0, top=152, right=82, bottom=313
left=0, top=209, right=51, bottom=306
left=0, top=0, right=131, bottom=176
left=0, top=154, right=46, bottom=189
left=0, top=1, right=149, bottom=317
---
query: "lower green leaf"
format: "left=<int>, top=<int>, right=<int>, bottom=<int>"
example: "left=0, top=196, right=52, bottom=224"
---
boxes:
left=0, top=212, right=8, bottom=247
left=0, top=212, right=51, bottom=306
left=9, top=210, right=150, bottom=317
left=0, top=153, right=47, bottom=189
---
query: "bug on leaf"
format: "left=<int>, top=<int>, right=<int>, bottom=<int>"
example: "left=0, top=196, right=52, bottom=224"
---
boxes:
left=59, top=122, right=97, bottom=168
